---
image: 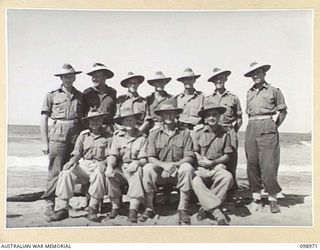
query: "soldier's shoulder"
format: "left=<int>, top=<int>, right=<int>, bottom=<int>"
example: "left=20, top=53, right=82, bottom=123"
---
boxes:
left=83, top=87, right=94, bottom=95
left=79, top=129, right=90, bottom=136
left=194, top=124, right=205, bottom=132
left=117, top=94, right=127, bottom=102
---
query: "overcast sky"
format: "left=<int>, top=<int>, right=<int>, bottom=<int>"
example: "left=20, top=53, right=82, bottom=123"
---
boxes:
left=7, top=9, right=313, bottom=133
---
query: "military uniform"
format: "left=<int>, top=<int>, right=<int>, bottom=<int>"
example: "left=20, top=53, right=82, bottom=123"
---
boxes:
left=146, top=91, right=174, bottom=129
left=245, top=82, right=287, bottom=196
left=55, top=129, right=113, bottom=201
left=143, top=126, right=195, bottom=211
left=205, top=90, right=242, bottom=190
left=116, top=94, right=151, bottom=126
left=83, top=85, right=117, bottom=117
left=41, top=86, right=84, bottom=202
left=192, top=125, right=233, bottom=211
left=175, top=91, right=205, bottom=128
left=107, top=130, right=147, bottom=209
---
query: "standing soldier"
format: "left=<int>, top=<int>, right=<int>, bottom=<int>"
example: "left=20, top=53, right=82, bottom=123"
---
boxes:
left=175, top=68, right=205, bottom=130
left=83, top=63, right=117, bottom=117
left=244, top=62, right=287, bottom=213
left=206, top=68, right=243, bottom=201
left=116, top=72, right=152, bottom=134
left=141, top=99, right=195, bottom=225
left=106, top=107, right=148, bottom=223
left=146, top=71, right=174, bottom=131
left=47, top=108, right=113, bottom=222
left=192, top=100, right=234, bottom=225
left=40, top=64, right=84, bottom=217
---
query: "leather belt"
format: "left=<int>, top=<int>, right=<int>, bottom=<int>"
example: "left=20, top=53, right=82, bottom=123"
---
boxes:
left=249, top=115, right=273, bottom=121
left=53, top=119, right=80, bottom=124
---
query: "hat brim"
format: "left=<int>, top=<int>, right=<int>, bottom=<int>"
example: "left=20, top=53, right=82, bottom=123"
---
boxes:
left=154, top=108, right=183, bottom=116
left=114, top=112, right=142, bottom=124
left=177, top=74, right=201, bottom=82
left=54, top=71, right=82, bottom=77
left=87, top=69, right=114, bottom=79
left=147, top=77, right=172, bottom=86
left=207, top=71, right=231, bottom=82
left=198, top=107, right=226, bottom=117
left=82, top=113, right=112, bottom=121
left=121, top=75, right=145, bottom=87
left=244, top=65, right=271, bottom=77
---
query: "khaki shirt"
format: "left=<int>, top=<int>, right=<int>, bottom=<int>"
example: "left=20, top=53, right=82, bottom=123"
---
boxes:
left=193, top=125, right=233, bottom=160
left=146, top=91, right=174, bottom=122
left=175, top=90, right=205, bottom=125
left=246, top=83, right=287, bottom=116
left=41, top=86, right=84, bottom=120
left=116, top=94, right=151, bottom=123
left=83, top=85, right=117, bottom=117
left=71, top=129, right=113, bottom=161
left=109, top=130, right=147, bottom=164
left=147, top=126, right=195, bottom=162
left=205, top=90, right=242, bottom=126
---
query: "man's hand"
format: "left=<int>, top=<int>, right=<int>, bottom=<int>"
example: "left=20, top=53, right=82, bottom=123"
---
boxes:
left=126, top=161, right=140, bottom=173
left=63, top=162, right=76, bottom=171
left=162, top=162, right=177, bottom=174
left=98, top=162, right=107, bottom=173
left=198, top=156, right=214, bottom=169
left=105, top=167, right=115, bottom=177
left=42, top=141, right=49, bottom=155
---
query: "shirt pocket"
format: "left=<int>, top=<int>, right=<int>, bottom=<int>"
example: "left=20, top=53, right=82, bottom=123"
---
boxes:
left=52, top=98, right=67, bottom=119
left=95, top=143, right=107, bottom=160
left=69, top=99, right=83, bottom=119
left=262, top=94, right=275, bottom=109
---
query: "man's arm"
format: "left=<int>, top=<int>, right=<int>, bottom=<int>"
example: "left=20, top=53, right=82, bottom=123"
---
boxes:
left=275, top=109, right=287, bottom=128
left=40, top=113, right=49, bottom=155
left=234, top=116, right=243, bottom=133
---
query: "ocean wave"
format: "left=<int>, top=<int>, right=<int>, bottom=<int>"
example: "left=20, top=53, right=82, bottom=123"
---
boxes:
left=7, top=156, right=48, bottom=171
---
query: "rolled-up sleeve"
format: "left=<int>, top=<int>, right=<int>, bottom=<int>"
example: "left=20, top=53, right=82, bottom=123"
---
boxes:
left=108, top=137, right=120, bottom=158
left=41, top=92, right=52, bottom=115
left=71, top=134, right=85, bottom=158
left=275, top=88, right=287, bottom=111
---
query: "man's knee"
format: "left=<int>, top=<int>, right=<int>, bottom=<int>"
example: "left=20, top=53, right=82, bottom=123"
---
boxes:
left=178, top=163, right=194, bottom=174
left=220, top=169, right=234, bottom=188
left=192, top=176, right=203, bottom=190
left=143, top=163, right=157, bottom=175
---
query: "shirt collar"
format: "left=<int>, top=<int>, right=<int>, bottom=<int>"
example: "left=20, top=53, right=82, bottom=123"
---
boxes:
left=213, top=89, right=228, bottom=97
left=159, top=125, right=180, bottom=136
left=92, top=84, right=110, bottom=94
left=180, top=89, right=200, bottom=98
left=250, top=82, right=269, bottom=91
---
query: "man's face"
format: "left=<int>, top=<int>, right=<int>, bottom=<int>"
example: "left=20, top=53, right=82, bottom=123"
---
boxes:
left=204, top=110, right=221, bottom=126
left=89, top=117, right=104, bottom=130
left=250, top=68, right=266, bottom=84
left=60, top=74, right=75, bottom=88
left=121, top=116, right=138, bottom=130
left=91, top=71, right=107, bottom=87
left=212, top=74, right=227, bottom=90
left=127, top=79, right=140, bottom=93
left=153, top=81, right=167, bottom=91
left=181, top=78, right=196, bottom=89
left=161, top=110, right=177, bottom=125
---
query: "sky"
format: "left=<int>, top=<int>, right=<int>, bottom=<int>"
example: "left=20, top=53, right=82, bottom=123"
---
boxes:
left=7, top=9, right=313, bottom=133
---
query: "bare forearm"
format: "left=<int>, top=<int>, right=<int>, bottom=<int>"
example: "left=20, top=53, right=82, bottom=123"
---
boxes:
left=107, top=155, right=118, bottom=169
left=148, top=156, right=165, bottom=168
left=210, top=154, right=230, bottom=168
left=234, top=117, right=243, bottom=133
left=276, top=110, right=287, bottom=128
left=40, top=114, right=49, bottom=143
left=176, top=156, right=194, bottom=166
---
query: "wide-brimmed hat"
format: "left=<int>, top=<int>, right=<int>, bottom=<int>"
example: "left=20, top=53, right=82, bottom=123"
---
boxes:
left=82, top=107, right=112, bottom=121
left=177, top=68, right=201, bottom=82
left=87, top=63, right=114, bottom=79
left=114, top=107, right=143, bottom=124
left=154, top=98, right=183, bottom=116
left=147, top=71, right=172, bottom=86
left=54, top=64, right=82, bottom=77
left=198, top=99, right=226, bottom=117
left=207, top=67, right=231, bottom=82
left=244, top=62, right=271, bottom=77
left=120, top=72, right=145, bottom=87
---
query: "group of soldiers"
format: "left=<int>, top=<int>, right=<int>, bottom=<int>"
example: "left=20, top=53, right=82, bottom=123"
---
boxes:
left=40, top=62, right=287, bottom=225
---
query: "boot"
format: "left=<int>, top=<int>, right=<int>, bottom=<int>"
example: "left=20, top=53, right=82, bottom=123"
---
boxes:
left=270, top=200, right=281, bottom=213
left=109, top=208, right=119, bottom=219
left=139, top=209, right=156, bottom=222
left=87, top=207, right=101, bottom=222
left=46, top=208, right=69, bottom=222
left=127, top=209, right=138, bottom=223
left=178, top=210, right=190, bottom=225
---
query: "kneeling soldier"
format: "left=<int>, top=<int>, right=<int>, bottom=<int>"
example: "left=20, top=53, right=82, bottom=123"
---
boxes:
left=192, top=100, right=234, bottom=225
left=142, top=99, right=195, bottom=225
left=47, top=108, right=113, bottom=222
left=106, top=108, right=148, bottom=223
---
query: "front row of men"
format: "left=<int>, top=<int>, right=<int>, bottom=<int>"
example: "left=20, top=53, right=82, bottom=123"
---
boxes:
left=47, top=99, right=233, bottom=225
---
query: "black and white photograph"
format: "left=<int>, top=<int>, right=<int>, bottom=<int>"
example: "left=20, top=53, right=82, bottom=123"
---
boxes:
left=6, top=8, right=313, bottom=228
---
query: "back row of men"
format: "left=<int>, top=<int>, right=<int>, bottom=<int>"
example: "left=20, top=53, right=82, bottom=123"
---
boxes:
left=40, top=62, right=287, bottom=225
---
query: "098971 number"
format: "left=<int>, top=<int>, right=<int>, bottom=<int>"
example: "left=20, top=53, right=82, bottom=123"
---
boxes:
left=300, top=244, right=318, bottom=248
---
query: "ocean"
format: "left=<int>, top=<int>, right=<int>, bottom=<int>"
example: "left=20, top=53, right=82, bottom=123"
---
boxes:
left=6, top=124, right=312, bottom=197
